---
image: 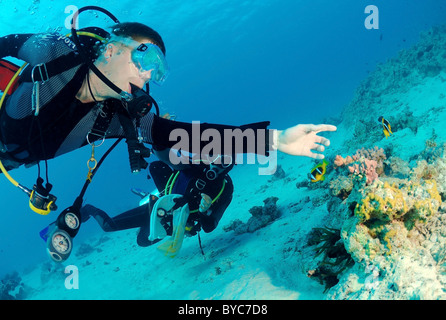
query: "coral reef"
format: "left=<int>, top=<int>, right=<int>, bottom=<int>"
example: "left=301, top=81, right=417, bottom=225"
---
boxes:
left=311, top=24, right=446, bottom=299
left=330, top=146, right=387, bottom=198
left=224, top=197, right=280, bottom=234
left=306, top=227, right=354, bottom=292
left=269, top=164, right=286, bottom=182
left=310, top=148, right=446, bottom=299
left=0, top=271, right=28, bottom=300
left=339, top=27, right=444, bottom=142
left=416, top=136, right=446, bottom=165
left=383, top=156, right=411, bottom=179
left=345, top=177, right=441, bottom=258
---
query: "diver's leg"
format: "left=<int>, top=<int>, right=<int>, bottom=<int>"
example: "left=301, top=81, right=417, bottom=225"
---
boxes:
left=80, top=204, right=149, bottom=232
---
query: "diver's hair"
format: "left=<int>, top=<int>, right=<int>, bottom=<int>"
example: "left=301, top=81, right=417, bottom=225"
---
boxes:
left=110, top=22, right=166, bottom=55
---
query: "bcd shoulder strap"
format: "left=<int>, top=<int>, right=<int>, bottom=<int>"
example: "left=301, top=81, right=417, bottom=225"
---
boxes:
left=19, top=52, right=84, bottom=83
left=20, top=27, right=110, bottom=83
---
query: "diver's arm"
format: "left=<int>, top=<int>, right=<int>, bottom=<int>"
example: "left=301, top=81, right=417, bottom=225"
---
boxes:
left=0, top=34, right=33, bottom=58
left=147, top=114, right=272, bottom=157
left=138, top=114, right=337, bottom=160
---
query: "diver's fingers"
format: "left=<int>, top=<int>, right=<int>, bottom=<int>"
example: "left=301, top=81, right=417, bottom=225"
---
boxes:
left=313, top=124, right=337, bottom=133
left=312, top=143, right=325, bottom=153
left=317, top=136, right=331, bottom=147
left=309, top=152, right=325, bottom=160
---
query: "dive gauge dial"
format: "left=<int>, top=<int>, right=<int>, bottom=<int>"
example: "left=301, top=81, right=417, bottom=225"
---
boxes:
left=65, top=212, right=80, bottom=230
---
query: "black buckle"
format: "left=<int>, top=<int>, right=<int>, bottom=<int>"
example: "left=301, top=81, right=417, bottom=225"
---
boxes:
left=31, top=63, right=50, bottom=83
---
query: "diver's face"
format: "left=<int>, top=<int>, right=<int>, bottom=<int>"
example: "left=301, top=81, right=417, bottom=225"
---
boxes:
left=100, top=40, right=153, bottom=95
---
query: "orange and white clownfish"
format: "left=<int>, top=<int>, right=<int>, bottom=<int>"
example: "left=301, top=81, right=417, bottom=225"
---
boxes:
left=378, top=116, right=393, bottom=138
left=308, top=159, right=329, bottom=182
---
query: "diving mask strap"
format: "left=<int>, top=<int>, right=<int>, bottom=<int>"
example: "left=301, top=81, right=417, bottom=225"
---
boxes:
left=70, top=6, right=132, bottom=103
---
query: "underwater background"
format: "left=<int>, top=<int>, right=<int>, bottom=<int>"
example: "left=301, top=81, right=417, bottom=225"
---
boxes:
left=0, top=0, right=446, bottom=300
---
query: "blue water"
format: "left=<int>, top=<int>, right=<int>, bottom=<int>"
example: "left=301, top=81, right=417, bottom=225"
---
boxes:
left=0, top=0, right=445, bottom=281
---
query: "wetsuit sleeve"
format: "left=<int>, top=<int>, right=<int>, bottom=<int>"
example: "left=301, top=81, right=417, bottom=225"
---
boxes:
left=146, top=114, right=273, bottom=157
left=0, top=34, right=33, bottom=58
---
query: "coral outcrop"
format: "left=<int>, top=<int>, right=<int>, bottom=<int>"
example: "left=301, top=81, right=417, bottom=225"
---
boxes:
left=304, top=145, right=446, bottom=299
left=306, top=227, right=355, bottom=292
left=224, top=197, right=280, bottom=234
left=0, top=271, right=28, bottom=300
left=330, top=146, right=387, bottom=198
left=301, top=21, right=446, bottom=297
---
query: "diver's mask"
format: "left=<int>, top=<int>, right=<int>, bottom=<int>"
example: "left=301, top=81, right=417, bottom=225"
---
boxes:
left=131, top=43, right=169, bottom=86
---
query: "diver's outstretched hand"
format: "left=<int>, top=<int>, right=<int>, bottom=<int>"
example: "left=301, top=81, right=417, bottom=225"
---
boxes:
left=275, top=124, right=337, bottom=159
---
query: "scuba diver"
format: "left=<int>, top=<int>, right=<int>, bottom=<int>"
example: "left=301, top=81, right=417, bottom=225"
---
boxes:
left=41, top=149, right=234, bottom=260
left=86, top=158, right=232, bottom=253
left=0, top=6, right=336, bottom=260
left=0, top=6, right=335, bottom=179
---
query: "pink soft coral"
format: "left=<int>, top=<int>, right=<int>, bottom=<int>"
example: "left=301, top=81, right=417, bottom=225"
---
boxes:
left=335, top=146, right=384, bottom=185
left=348, top=158, right=378, bottom=185
left=334, top=155, right=354, bottom=167
left=354, top=146, right=386, bottom=175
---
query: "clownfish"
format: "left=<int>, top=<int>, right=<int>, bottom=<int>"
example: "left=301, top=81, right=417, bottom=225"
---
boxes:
left=378, top=116, right=393, bottom=138
left=308, top=159, right=329, bottom=182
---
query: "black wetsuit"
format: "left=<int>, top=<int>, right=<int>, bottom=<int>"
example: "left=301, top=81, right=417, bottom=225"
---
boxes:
left=0, top=32, right=272, bottom=168
left=80, top=160, right=234, bottom=247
